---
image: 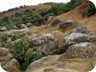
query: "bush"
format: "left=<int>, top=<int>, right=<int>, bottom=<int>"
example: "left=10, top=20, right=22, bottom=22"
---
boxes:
left=87, top=1, right=96, bottom=16
left=0, top=34, right=8, bottom=47
left=0, top=34, right=8, bottom=42
left=11, top=37, right=31, bottom=71
left=11, top=34, right=25, bottom=41
left=11, top=37, right=48, bottom=71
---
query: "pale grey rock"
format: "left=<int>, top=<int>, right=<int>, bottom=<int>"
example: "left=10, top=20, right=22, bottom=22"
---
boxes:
left=21, top=24, right=27, bottom=29
left=64, top=33, right=90, bottom=47
left=64, top=42, right=96, bottom=59
left=0, top=27, right=7, bottom=31
left=7, top=27, right=29, bottom=36
left=31, top=34, right=58, bottom=54
left=70, top=26, right=88, bottom=34
left=26, top=23, right=32, bottom=27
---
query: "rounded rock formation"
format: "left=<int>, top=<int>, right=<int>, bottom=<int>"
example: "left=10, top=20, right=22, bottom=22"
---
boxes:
left=64, top=42, right=96, bottom=59
left=64, top=33, right=90, bottom=47
left=31, top=34, right=58, bottom=54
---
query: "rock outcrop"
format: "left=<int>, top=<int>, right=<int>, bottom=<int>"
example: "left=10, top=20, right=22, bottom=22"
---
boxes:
left=6, top=27, right=29, bottom=36
left=26, top=55, right=92, bottom=72
left=70, top=26, right=88, bottom=34
left=64, top=33, right=90, bottom=47
left=64, top=42, right=96, bottom=59
left=26, top=26, right=96, bottom=72
left=59, top=19, right=77, bottom=31
left=31, top=34, right=58, bottom=54
left=0, top=48, right=22, bottom=72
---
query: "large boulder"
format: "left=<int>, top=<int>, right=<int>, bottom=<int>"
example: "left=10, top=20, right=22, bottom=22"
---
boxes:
left=64, top=33, right=90, bottom=47
left=0, top=48, right=9, bottom=56
left=0, top=48, right=13, bottom=63
left=26, top=55, right=92, bottom=72
left=70, top=26, right=88, bottom=34
left=59, top=19, right=76, bottom=30
left=63, top=42, right=96, bottom=59
left=6, top=27, right=29, bottom=36
left=0, top=48, right=22, bottom=72
left=31, top=34, right=58, bottom=54
left=3, top=59, right=22, bottom=72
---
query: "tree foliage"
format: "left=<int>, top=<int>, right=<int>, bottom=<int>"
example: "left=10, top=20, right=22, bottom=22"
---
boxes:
left=87, top=1, right=96, bottom=16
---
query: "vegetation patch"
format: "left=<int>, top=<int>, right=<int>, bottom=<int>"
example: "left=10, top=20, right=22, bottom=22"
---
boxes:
left=11, top=37, right=48, bottom=71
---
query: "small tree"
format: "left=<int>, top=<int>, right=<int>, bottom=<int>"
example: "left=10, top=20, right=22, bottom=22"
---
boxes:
left=87, top=1, right=96, bottom=16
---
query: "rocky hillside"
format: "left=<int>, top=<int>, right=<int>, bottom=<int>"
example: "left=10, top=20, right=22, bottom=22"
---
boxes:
left=0, top=0, right=96, bottom=72
left=0, top=5, right=51, bottom=20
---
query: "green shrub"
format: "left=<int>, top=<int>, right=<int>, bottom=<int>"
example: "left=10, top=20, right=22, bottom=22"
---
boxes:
left=11, top=37, right=48, bottom=71
left=0, top=34, right=8, bottom=42
left=11, top=34, right=25, bottom=41
left=11, top=37, right=31, bottom=71
left=87, top=1, right=96, bottom=16
left=0, top=34, right=8, bottom=47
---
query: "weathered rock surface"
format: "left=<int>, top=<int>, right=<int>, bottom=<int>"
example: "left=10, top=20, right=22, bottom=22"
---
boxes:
left=63, top=42, right=96, bottom=59
left=59, top=19, right=76, bottom=30
left=6, top=27, right=29, bottom=36
left=26, top=23, right=32, bottom=27
left=70, top=26, right=88, bottom=34
left=31, top=34, right=58, bottom=54
left=26, top=29, right=96, bottom=72
left=64, top=33, right=90, bottom=47
left=3, top=59, right=21, bottom=72
left=21, top=24, right=28, bottom=29
left=26, top=55, right=92, bottom=72
left=0, top=48, right=22, bottom=72
left=0, top=48, right=9, bottom=56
